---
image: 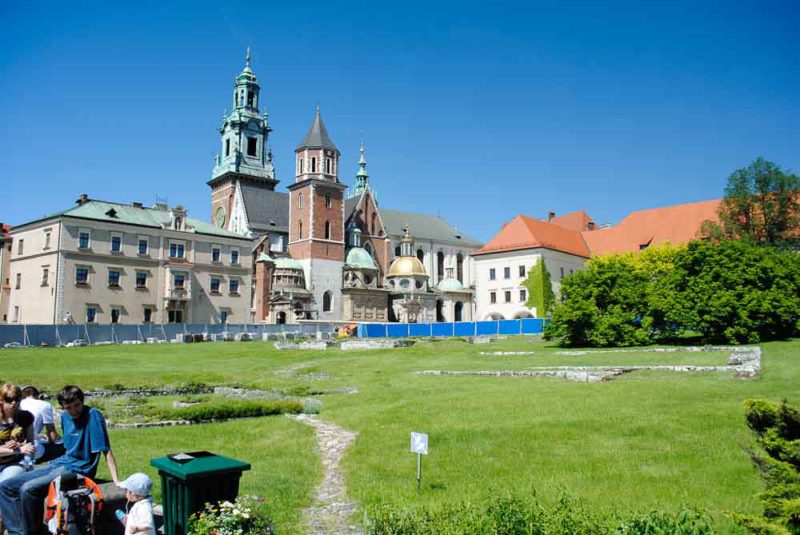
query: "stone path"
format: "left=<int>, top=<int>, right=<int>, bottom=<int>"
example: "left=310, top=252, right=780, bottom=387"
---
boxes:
left=287, top=414, right=361, bottom=534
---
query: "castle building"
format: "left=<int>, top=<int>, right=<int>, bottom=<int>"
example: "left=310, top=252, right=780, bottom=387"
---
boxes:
left=5, top=197, right=251, bottom=325
left=209, top=52, right=482, bottom=323
left=0, top=224, right=12, bottom=323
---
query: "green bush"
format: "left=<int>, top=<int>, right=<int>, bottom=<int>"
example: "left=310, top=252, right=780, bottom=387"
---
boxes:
left=618, top=509, right=716, bottom=534
left=154, top=399, right=303, bottom=423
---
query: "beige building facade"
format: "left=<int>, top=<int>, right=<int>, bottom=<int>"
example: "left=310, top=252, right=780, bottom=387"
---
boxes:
left=6, top=197, right=252, bottom=325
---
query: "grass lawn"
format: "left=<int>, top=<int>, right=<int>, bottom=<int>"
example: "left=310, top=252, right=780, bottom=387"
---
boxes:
left=3, top=336, right=795, bottom=532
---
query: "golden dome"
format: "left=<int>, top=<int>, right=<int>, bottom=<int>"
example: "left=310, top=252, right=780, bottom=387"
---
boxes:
left=387, top=256, right=428, bottom=277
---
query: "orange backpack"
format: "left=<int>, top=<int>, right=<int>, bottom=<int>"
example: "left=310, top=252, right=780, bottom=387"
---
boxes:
left=45, top=473, right=104, bottom=535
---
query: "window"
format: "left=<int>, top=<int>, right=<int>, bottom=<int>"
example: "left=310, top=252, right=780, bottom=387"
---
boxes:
left=326, top=158, right=331, bottom=174
left=85, top=306, right=96, bottom=323
left=174, top=274, right=185, bottom=289
left=324, top=221, right=331, bottom=240
left=298, top=192, right=303, bottom=208
left=416, top=249, right=424, bottom=262
left=322, top=290, right=332, bottom=312
left=325, top=193, right=331, bottom=208
left=220, top=310, right=228, bottom=324
left=520, top=289, right=527, bottom=302
left=504, top=291, right=512, bottom=303
left=12, top=306, right=19, bottom=323
left=519, top=265, right=526, bottom=277
left=138, top=237, right=149, bottom=255
left=395, top=246, right=401, bottom=257
left=311, top=157, right=317, bottom=173
left=298, top=158, right=304, bottom=174
left=135, top=271, right=147, bottom=289
left=212, top=246, right=221, bottom=262
left=230, top=249, right=240, bottom=265
left=490, top=291, right=497, bottom=304
left=504, top=267, right=511, bottom=279
left=247, top=136, right=257, bottom=157
left=246, top=90, right=254, bottom=107
left=111, top=308, right=120, bottom=324
left=15, top=273, right=21, bottom=289
left=560, top=267, right=565, bottom=278
left=225, top=138, right=230, bottom=157
left=41, top=268, right=49, bottom=287
left=210, top=277, right=221, bottom=294
left=169, top=242, right=185, bottom=259
left=489, top=268, right=496, bottom=280
left=298, top=220, right=303, bottom=239
left=229, top=279, right=239, bottom=294
left=143, top=307, right=153, bottom=323
left=78, top=231, right=90, bottom=249
left=44, top=231, right=51, bottom=250
left=108, top=270, right=121, bottom=288
left=437, top=252, right=444, bottom=280
left=110, top=234, right=122, bottom=253
left=457, top=253, right=464, bottom=283
left=17, top=239, right=23, bottom=255
left=76, top=267, right=89, bottom=285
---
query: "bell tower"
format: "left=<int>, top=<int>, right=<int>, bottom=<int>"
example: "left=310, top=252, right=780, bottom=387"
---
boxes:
left=209, top=49, right=276, bottom=233
left=288, top=107, right=347, bottom=319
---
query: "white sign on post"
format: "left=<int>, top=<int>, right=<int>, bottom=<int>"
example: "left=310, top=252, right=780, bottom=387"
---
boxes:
left=410, top=432, right=428, bottom=455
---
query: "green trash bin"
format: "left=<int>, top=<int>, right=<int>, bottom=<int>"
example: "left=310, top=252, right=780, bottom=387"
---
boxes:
left=151, top=450, right=251, bottom=535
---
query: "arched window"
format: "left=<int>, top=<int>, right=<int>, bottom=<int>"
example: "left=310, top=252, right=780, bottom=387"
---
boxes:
left=457, top=253, right=464, bottom=283
left=298, top=192, right=303, bottom=208
left=437, top=252, right=445, bottom=280
left=416, top=249, right=424, bottom=262
left=325, top=193, right=331, bottom=208
left=395, top=246, right=401, bottom=257
left=298, top=220, right=303, bottom=239
left=311, top=157, right=317, bottom=173
left=324, top=220, right=331, bottom=240
left=371, top=213, right=377, bottom=234
left=298, top=158, right=304, bottom=174
left=454, top=301, right=463, bottom=322
left=322, top=290, right=332, bottom=312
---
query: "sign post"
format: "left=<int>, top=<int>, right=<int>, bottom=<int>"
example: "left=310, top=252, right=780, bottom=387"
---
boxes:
left=410, top=432, right=428, bottom=494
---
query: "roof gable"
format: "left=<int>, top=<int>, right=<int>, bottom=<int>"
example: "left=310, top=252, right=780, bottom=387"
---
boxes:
left=474, top=214, right=590, bottom=258
left=549, top=210, right=595, bottom=232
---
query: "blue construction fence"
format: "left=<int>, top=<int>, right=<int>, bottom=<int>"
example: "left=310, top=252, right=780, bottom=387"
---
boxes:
left=0, top=323, right=336, bottom=347
left=358, top=318, right=548, bottom=338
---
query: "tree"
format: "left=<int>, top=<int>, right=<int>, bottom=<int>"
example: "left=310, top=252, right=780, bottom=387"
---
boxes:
left=706, top=158, right=800, bottom=245
left=523, top=258, right=555, bottom=318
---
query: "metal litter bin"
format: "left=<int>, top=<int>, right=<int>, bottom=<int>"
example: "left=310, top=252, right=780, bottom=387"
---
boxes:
left=151, top=451, right=251, bottom=535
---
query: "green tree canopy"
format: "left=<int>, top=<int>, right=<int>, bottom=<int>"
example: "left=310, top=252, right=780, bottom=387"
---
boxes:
left=706, top=157, right=800, bottom=245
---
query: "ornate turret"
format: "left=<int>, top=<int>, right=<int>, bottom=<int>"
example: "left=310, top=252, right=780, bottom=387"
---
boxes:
left=354, top=141, right=369, bottom=195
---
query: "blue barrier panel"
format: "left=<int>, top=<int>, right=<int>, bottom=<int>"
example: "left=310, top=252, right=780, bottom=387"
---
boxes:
left=362, top=324, right=387, bottom=338
left=386, top=324, right=409, bottom=338
left=162, top=324, right=185, bottom=341
left=408, top=324, right=431, bottom=337
left=0, top=325, right=25, bottom=346
left=25, top=325, right=58, bottom=347
left=454, top=322, right=475, bottom=337
left=499, top=320, right=521, bottom=335
left=476, top=321, right=498, bottom=336
left=85, top=325, right=113, bottom=344
left=431, top=323, right=454, bottom=337
left=521, top=318, right=545, bottom=334
left=114, top=325, right=141, bottom=343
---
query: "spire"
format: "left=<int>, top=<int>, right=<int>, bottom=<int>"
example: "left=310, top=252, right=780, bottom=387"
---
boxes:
left=400, top=223, right=414, bottom=257
left=354, top=139, right=369, bottom=194
left=296, top=106, right=338, bottom=151
left=243, top=47, right=253, bottom=74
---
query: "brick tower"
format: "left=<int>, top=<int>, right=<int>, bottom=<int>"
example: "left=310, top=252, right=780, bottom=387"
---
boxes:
left=288, top=106, right=346, bottom=320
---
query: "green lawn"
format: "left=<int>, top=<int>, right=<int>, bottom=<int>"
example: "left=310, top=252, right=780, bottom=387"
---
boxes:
left=3, top=337, right=794, bottom=532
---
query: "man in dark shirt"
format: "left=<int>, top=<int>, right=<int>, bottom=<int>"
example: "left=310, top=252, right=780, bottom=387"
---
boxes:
left=0, top=385, right=119, bottom=534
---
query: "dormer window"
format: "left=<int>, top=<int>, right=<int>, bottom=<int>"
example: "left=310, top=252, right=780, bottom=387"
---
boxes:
left=174, top=217, right=182, bottom=230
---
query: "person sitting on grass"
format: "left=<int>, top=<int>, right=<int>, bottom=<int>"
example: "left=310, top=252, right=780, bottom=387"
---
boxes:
left=116, top=473, right=155, bottom=535
left=19, top=386, right=63, bottom=463
left=0, top=384, right=36, bottom=483
left=0, top=385, right=120, bottom=535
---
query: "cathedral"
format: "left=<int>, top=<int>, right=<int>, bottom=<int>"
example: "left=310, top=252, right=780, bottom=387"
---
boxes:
left=208, top=52, right=482, bottom=324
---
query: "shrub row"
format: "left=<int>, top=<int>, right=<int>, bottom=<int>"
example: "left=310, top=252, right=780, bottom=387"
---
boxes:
left=365, top=495, right=716, bottom=534
left=151, top=399, right=304, bottom=422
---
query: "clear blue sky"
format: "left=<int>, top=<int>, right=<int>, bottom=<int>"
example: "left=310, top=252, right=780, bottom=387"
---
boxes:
left=2, top=0, right=798, bottom=242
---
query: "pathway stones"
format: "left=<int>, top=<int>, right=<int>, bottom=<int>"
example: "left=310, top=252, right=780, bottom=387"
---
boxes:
left=287, top=414, right=361, bottom=535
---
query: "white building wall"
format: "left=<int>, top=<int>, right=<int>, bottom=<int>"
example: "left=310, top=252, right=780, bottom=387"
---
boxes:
left=300, top=258, right=344, bottom=321
left=6, top=221, right=61, bottom=323
left=473, top=248, right=588, bottom=321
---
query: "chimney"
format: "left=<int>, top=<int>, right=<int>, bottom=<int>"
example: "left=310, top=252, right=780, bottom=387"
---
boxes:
left=587, top=222, right=595, bottom=231
left=76, top=194, right=90, bottom=206
left=547, top=211, right=555, bottom=222
left=133, top=202, right=143, bottom=209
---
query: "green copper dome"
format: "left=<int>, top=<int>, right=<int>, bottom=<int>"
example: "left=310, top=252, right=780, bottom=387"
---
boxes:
left=345, top=247, right=378, bottom=270
left=437, top=277, right=464, bottom=292
left=274, top=257, right=304, bottom=270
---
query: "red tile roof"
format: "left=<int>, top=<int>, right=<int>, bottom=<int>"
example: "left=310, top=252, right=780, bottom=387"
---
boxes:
left=476, top=199, right=721, bottom=259
left=549, top=210, right=595, bottom=232
left=473, top=214, right=591, bottom=258
left=1, top=224, right=10, bottom=239
left=582, top=198, right=720, bottom=255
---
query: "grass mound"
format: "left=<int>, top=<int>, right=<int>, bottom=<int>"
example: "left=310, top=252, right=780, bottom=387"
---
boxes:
left=153, top=399, right=304, bottom=422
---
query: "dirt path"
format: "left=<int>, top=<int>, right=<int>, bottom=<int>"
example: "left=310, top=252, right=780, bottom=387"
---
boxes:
left=287, top=414, right=361, bottom=534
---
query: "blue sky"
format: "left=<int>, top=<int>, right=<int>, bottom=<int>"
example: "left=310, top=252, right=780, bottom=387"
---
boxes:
left=2, top=1, right=798, bottom=242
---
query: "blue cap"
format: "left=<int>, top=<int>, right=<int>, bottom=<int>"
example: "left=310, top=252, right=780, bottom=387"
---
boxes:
left=119, top=473, right=152, bottom=497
